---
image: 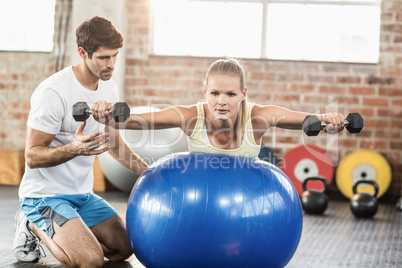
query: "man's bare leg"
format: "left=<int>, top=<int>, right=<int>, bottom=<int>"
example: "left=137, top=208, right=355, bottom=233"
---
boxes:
left=30, top=217, right=104, bottom=268
left=90, top=214, right=132, bottom=261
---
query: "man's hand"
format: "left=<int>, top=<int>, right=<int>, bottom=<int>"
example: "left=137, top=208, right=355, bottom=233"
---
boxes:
left=72, top=121, right=110, bottom=155
left=90, top=101, right=114, bottom=124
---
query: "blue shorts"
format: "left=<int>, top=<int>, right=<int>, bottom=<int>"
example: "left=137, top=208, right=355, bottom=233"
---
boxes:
left=20, top=192, right=117, bottom=238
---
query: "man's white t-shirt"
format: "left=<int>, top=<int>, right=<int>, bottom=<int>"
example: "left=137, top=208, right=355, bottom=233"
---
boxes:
left=19, top=66, right=119, bottom=198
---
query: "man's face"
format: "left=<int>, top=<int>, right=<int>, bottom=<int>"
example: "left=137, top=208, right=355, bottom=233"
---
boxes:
left=86, top=47, right=119, bottom=81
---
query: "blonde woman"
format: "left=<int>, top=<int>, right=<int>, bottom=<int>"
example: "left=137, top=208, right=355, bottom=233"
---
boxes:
left=92, top=58, right=345, bottom=158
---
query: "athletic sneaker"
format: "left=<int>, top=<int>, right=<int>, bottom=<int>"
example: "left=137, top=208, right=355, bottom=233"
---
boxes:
left=13, top=209, right=40, bottom=262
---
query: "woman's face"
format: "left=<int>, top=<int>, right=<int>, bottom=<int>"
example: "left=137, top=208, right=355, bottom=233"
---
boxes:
left=204, top=74, right=247, bottom=123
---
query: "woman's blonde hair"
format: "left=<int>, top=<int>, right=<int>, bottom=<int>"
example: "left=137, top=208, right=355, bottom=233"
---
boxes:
left=204, top=58, right=248, bottom=144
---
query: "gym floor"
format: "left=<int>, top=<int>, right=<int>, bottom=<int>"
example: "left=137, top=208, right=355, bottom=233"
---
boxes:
left=1, top=185, right=401, bottom=268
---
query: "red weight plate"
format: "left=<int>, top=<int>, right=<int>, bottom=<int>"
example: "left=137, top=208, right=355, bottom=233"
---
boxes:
left=280, top=144, right=334, bottom=196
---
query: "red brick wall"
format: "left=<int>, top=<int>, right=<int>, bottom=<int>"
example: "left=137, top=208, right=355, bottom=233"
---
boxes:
left=0, top=0, right=401, bottom=197
left=124, top=0, right=402, bottom=196
left=0, top=1, right=66, bottom=148
left=0, top=43, right=57, bottom=148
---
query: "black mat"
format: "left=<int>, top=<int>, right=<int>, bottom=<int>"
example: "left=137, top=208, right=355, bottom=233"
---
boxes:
left=1, top=185, right=401, bottom=268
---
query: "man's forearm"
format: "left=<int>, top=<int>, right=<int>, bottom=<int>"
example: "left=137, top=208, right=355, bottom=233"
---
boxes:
left=25, top=143, right=79, bottom=169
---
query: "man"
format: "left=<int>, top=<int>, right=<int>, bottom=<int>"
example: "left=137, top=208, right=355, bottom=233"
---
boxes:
left=13, top=16, right=148, bottom=267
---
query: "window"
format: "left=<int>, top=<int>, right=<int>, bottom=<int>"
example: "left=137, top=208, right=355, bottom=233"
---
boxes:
left=151, top=0, right=382, bottom=63
left=0, top=0, right=56, bottom=52
left=152, top=1, right=263, bottom=59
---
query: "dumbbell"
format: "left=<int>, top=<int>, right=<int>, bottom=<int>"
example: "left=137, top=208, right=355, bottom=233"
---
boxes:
left=72, top=102, right=130, bottom=122
left=303, top=113, right=364, bottom=136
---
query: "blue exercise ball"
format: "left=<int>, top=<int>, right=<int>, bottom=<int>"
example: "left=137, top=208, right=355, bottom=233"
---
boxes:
left=126, top=153, right=303, bottom=268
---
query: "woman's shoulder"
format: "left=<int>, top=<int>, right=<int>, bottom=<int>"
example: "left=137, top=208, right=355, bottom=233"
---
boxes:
left=250, top=103, right=265, bottom=116
left=250, top=103, right=280, bottom=116
left=172, top=104, right=199, bottom=120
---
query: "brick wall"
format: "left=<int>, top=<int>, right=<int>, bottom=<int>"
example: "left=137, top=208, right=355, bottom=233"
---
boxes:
left=0, top=0, right=401, bottom=197
left=0, top=1, right=65, bottom=148
left=0, top=51, right=57, bottom=150
left=124, top=0, right=402, bottom=196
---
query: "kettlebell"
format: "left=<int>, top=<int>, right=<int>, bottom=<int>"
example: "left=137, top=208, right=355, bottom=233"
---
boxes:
left=301, top=176, right=329, bottom=215
left=350, top=180, right=379, bottom=218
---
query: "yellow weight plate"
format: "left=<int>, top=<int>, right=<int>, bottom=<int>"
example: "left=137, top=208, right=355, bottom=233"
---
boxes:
left=336, top=150, right=391, bottom=199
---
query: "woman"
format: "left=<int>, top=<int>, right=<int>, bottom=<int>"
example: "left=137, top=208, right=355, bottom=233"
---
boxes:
left=92, top=58, right=344, bottom=158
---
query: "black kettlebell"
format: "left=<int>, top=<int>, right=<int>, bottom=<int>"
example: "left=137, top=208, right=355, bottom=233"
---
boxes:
left=350, top=180, right=379, bottom=218
left=301, top=177, right=329, bottom=215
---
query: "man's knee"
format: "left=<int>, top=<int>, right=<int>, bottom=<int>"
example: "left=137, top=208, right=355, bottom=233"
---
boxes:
left=106, top=241, right=133, bottom=261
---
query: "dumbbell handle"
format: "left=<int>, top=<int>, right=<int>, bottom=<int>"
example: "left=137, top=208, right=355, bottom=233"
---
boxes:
left=320, top=120, right=350, bottom=129
left=81, top=108, right=108, bottom=115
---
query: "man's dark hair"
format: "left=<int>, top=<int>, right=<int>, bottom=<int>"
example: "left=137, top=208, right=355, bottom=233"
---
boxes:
left=76, top=16, right=124, bottom=58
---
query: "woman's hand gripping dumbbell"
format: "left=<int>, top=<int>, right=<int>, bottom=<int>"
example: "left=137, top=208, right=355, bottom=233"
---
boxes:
left=303, top=113, right=364, bottom=136
left=72, top=102, right=130, bottom=122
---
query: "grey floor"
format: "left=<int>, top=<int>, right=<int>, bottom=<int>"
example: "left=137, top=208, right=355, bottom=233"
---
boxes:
left=1, top=185, right=401, bottom=268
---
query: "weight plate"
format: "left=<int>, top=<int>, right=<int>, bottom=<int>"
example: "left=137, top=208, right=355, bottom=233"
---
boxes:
left=351, top=164, right=376, bottom=185
left=336, top=150, right=391, bottom=199
left=281, top=145, right=334, bottom=196
left=294, top=159, right=319, bottom=181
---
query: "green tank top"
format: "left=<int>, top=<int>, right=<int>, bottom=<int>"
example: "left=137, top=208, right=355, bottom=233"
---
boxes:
left=187, top=102, right=260, bottom=158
